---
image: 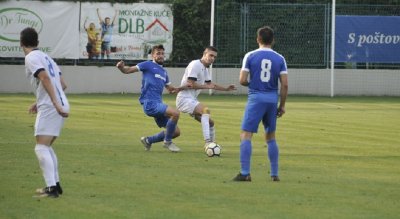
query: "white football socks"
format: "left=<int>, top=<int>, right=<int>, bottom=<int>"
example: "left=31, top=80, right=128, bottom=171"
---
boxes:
left=209, top=126, right=215, bottom=142
left=201, top=114, right=211, bottom=142
left=48, top=146, right=60, bottom=183
left=34, top=144, right=56, bottom=187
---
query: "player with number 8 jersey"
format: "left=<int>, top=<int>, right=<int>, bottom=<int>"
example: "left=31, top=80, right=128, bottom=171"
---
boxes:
left=233, top=26, right=288, bottom=182
left=21, top=27, right=69, bottom=198
left=25, top=51, right=69, bottom=113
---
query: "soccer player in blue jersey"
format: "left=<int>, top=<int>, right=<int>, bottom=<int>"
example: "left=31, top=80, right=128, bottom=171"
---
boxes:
left=116, top=45, right=181, bottom=152
left=233, top=26, right=288, bottom=182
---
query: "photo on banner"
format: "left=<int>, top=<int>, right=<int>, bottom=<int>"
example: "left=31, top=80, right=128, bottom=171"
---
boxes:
left=80, top=2, right=173, bottom=60
left=0, top=0, right=80, bottom=58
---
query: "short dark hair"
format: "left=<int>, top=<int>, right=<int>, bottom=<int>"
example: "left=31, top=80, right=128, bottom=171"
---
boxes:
left=20, top=27, right=39, bottom=47
left=151, top=44, right=165, bottom=54
left=257, top=26, right=274, bottom=45
left=204, top=46, right=218, bottom=53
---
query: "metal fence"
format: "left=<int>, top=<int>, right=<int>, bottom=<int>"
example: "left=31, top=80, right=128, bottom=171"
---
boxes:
left=1, top=2, right=399, bottom=69
left=214, top=2, right=400, bottom=69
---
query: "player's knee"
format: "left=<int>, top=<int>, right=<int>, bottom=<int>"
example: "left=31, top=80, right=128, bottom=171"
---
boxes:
left=174, top=129, right=181, bottom=138
left=202, top=107, right=210, bottom=114
left=171, top=109, right=180, bottom=120
left=266, top=132, right=275, bottom=141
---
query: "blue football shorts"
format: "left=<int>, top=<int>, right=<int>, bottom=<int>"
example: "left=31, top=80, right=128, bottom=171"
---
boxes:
left=142, top=100, right=169, bottom=128
left=241, top=100, right=278, bottom=133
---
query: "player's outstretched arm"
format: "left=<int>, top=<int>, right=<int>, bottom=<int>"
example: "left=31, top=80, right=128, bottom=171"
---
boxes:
left=116, top=60, right=138, bottom=74
left=184, top=79, right=214, bottom=90
left=212, top=83, right=236, bottom=91
left=165, top=84, right=180, bottom=94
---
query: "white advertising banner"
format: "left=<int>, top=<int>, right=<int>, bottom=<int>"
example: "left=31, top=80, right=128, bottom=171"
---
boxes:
left=0, top=0, right=79, bottom=58
left=80, top=2, right=173, bottom=60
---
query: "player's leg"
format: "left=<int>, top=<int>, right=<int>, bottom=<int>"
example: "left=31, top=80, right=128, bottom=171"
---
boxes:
left=193, top=103, right=212, bottom=144
left=266, top=132, right=279, bottom=181
left=143, top=131, right=165, bottom=147
left=263, top=103, right=280, bottom=181
left=142, top=126, right=180, bottom=146
left=164, top=105, right=179, bottom=143
left=232, top=131, right=253, bottom=182
left=177, top=97, right=214, bottom=145
left=48, top=138, right=63, bottom=194
left=34, top=135, right=59, bottom=197
left=233, top=99, right=265, bottom=182
left=162, top=106, right=180, bottom=152
left=209, top=120, right=215, bottom=142
left=239, top=131, right=253, bottom=175
left=142, top=101, right=180, bottom=152
left=33, top=107, right=66, bottom=197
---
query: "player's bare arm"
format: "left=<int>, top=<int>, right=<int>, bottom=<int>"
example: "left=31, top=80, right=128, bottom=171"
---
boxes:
left=184, top=79, right=215, bottom=90
left=37, top=70, right=69, bottom=118
left=212, top=83, right=236, bottom=91
left=28, top=102, right=37, bottom=114
left=277, top=74, right=288, bottom=118
left=60, top=76, right=67, bottom=91
left=116, top=60, right=138, bottom=74
left=239, top=70, right=250, bottom=86
left=165, top=84, right=180, bottom=94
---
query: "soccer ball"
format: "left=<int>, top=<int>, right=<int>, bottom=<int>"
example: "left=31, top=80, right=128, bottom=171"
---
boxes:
left=204, top=142, right=221, bottom=157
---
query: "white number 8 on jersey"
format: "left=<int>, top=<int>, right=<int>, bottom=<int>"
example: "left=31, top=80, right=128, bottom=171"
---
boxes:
left=260, top=59, right=272, bottom=82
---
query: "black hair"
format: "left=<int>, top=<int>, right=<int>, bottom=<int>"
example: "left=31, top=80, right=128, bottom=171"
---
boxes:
left=151, top=44, right=165, bottom=54
left=257, top=26, right=274, bottom=45
left=20, top=27, right=39, bottom=47
left=204, top=46, right=218, bottom=53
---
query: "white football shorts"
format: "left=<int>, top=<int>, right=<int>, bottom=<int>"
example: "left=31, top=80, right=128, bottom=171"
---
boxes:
left=34, top=105, right=66, bottom=137
left=176, top=96, right=200, bottom=115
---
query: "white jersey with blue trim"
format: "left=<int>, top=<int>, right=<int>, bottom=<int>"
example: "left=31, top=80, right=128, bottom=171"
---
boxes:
left=25, top=49, right=69, bottom=111
left=241, top=48, right=288, bottom=93
left=177, top=59, right=211, bottom=99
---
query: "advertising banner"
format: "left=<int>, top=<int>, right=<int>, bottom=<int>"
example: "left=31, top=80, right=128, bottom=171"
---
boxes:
left=80, top=2, right=173, bottom=60
left=0, top=0, right=80, bottom=58
left=335, top=16, right=400, bottom=63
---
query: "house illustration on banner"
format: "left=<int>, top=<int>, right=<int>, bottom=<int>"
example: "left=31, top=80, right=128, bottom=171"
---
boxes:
left=145, top=18, right=169, bottom=43
left=142, top=18, right=171, bottom=58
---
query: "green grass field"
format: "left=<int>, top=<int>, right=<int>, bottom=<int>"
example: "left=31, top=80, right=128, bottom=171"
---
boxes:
left=0, top=94, right=399, bottom=219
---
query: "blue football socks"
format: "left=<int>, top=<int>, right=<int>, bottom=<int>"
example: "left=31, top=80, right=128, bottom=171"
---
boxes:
left=165, top=119, right=177, bottom=142
left=240, top=139, right=252, bottom=175
left=267, top=139, right=279, bottom=176
left=147, top=131, right=165, bottom=144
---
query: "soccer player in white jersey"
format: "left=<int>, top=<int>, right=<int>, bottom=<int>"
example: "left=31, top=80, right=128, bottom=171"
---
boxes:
left=116, top=45, right=181, bottom=152
left=233, top=26, right=288, bottom=182
left=176, top=46, right=236, bottom=149
left=20, top=27, right=70, bottom=197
